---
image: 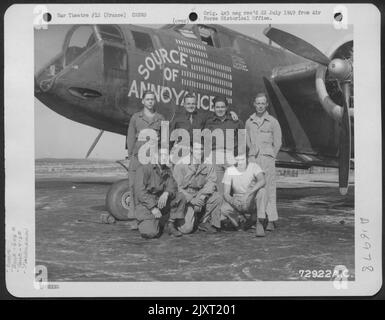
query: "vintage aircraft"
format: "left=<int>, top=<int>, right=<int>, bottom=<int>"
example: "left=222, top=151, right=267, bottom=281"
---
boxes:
left=35, top=24, right=353, bottom=220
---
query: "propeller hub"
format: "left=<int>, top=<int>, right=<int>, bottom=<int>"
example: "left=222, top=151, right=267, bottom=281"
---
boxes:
left=328, top=58, right=352, bottom=81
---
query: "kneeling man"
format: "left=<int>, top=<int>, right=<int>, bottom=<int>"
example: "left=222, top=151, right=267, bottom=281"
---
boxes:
left=221, top=152, right=267, bottom=237
left=134, top=148, right=186, bottom=239
left=173, top=142, right=222, bottom=234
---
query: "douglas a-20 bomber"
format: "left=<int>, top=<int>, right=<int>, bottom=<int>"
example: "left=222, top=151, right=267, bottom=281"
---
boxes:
left=35, top=24, right=354, bottom=220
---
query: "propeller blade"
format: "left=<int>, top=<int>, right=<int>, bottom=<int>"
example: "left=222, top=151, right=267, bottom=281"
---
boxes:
left=338, top=83, right=352, bottom=195
left=85, top=130, right=104, bottom=158
left=263, top=27, right=331, bottom=66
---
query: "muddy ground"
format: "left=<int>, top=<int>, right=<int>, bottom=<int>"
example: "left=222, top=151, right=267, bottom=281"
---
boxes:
left=35, top=161, right=354, bottom=282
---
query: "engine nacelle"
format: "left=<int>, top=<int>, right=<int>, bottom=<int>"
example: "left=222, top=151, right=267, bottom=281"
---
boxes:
left=315, top=35, right=353, bottom=122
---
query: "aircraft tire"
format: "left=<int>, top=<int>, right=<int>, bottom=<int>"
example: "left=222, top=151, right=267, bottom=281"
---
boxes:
left=105, top=179, right=132, bottom=221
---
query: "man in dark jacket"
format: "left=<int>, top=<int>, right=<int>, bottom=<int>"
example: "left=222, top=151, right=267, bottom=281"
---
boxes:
left=170, top=93, right=208, bottom=138
left=169, top=93, right=239, bottom=148
left=204, top=96, right=245, bottom=195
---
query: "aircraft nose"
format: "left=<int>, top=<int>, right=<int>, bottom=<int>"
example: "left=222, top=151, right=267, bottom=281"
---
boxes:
left=38, top=77, right=56, bottom=92
left=35, top=67, right=56, bottom=94
left=35, top=53, right=66, bottom=95
left=35, top=66, right=56, bottom=92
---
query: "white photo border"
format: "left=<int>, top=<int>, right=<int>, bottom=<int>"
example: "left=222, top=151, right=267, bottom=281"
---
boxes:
left=4, top=3, right=382, bottom=297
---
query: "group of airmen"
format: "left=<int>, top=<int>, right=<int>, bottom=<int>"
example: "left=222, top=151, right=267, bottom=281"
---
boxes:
left=125, top=90, right=282, bottom=239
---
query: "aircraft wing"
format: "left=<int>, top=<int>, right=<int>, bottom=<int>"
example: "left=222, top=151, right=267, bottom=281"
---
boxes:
left=276, top=150, right=338, bottom=169
left=270, top=61, right=321, bottom=120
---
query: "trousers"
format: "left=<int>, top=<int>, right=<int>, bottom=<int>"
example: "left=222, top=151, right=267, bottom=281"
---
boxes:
left=177, top=191, right=223, bottom=233
left=137, top=192, right=186, bottom=238
left=250, top=155, right=278, bottom=221
left=221, top=188, right=266, bottom=221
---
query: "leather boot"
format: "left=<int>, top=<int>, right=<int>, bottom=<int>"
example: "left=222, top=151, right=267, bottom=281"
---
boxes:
left=198, top=222, right=218, bottom=233
left=168, top=222, right=182, bottom=237
left=255, top=219, right=266, bottom=237
left=266, top=221, right=275, bottom=231
left=240, top=219, right=255, bottom=231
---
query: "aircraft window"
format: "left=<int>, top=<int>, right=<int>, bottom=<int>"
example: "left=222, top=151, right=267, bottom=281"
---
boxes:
left=86, top=35, right=96, bottom=48
left=104, top=45, right=127, bottom=71
left=66, top=26, right=96, bottom=65
left=176, top=26, right=198, bottom=40
left=198, top=26, right=218, bottom=47
left=132, top=31, right=154, bottom=52
left=98, top=25, right=124, bottom=42
left=68, top=26, right=95, bottom=49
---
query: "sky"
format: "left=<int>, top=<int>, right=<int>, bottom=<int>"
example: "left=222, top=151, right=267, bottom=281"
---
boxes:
left=34, top=24, right=352, bottom=159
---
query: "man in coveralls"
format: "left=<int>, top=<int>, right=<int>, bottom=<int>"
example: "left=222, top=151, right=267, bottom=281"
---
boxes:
left=133, top=147, right=186, bottom=239
left=126, top=90, right=165, bottom=220
left=173, top=142, right=222, bottom=234
left=246, top=92, right=282, bottom=231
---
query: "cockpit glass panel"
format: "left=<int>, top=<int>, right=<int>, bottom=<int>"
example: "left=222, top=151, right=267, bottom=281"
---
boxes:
left=99, top=25, right=124, bottom=42
left=132, top=31, right=154, bottom=52
left=68, top=26, right=95, bottom=49
left=176, top=26, right=198, bottom=40
left=66, top=26, right=95, bottom=65
left=198, top=25, right=218, bottom=47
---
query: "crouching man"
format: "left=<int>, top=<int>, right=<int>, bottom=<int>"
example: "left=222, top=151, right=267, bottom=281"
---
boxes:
left=133, top=148, right=186, bottom=239
left=173, top=142, right=222, bottom=234
left=221, top=152, right=267, bottom=237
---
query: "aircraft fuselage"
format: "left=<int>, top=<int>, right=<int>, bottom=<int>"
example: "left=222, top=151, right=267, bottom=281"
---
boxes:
left=35, top=24, right=342, bottom=166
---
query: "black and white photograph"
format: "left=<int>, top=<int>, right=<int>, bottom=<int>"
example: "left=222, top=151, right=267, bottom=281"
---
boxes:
left=4, top=4, right=382, bottom=297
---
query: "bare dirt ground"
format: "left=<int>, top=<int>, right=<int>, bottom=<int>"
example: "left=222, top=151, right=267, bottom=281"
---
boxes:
left=35, top=159, right=354, bottom=282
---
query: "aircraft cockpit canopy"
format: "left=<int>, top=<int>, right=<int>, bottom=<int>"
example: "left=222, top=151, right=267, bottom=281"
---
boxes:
left=65, top=26, right=96, bottom=66
left=61, top=25, right=127, bottom=77
left=164, top=24, right=224, bottom=48
left=63, top=25, right=125, bottom=66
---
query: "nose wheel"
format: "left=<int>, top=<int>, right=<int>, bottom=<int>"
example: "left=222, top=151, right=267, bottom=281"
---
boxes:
left=121, top=190, right=131, bottom=210
left=105, top=179, right=134, bottom=220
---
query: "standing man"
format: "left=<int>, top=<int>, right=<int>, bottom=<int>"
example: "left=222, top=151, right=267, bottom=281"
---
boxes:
left=170, top=93, right=207, bottom=139
left=204, top=96, right=245, bottom=195
left=126, top=90, right=165, bottom=219
left=170, top=94, right=239, bottom=147
left=221, top=152, right=267, bottom=237
left=133, top=148, right=186, bottom=239
left=169, top=93, right=208, bottom=164
left=246, top=93, right=282, bottom=231
left=173, top=142, right=223, bottom=234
